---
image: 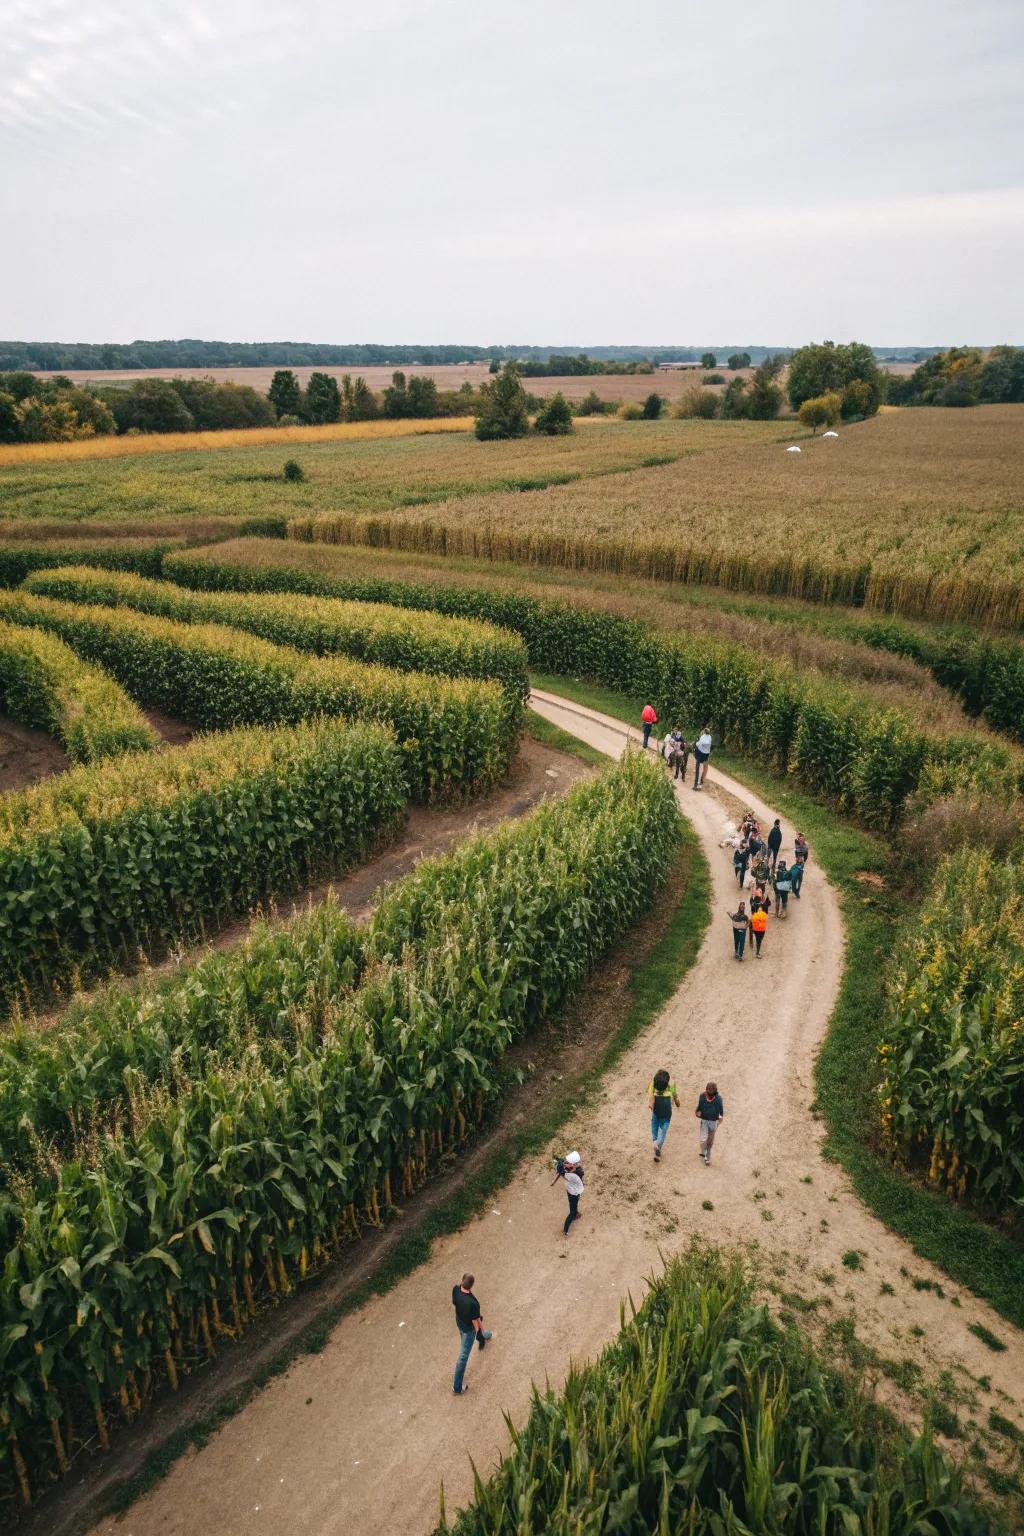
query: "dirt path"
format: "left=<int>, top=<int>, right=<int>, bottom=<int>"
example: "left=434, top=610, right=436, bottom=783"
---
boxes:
left=91, top=693, right=1024, bottom=1536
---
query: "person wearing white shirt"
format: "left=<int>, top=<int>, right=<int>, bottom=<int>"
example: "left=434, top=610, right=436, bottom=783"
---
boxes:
left=555, top=1150, right=585, bottom=1236
left=693, top=727, right=712, bottom=790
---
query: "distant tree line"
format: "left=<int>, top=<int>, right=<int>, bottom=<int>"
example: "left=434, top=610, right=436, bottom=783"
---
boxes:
left=512, top=353, right=656, bottom=378
left=885, top=346, right=1024, bottom=407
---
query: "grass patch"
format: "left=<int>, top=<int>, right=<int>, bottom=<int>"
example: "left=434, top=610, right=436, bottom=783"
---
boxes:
left=842, top=1250, right=864, bottom=1270
left=968, top=1322, right=1009, bottom=1353
left=528, top=673, right=1024, bottom=1329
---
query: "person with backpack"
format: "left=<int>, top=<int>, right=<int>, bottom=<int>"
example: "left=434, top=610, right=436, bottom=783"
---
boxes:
left=648, top=1070, right=680, bottom=1160
left=693, top=726, right=712, bottom=790
left=733, top=838, right=750, bottom=888
left=727, top=901, right=748, bottom=960
left=672, top=732, right=690, bottom=781
left=767, top=819, right=783, bottom=872
left=641, top=704, right=658, bottom=749
left=695, top=1082, right=725, bottom=1165
left=451, top=1272, right=493, bottom=1394
left=552, top=1150, right=584, bottom=1235
left=792, top=834, right=809, bottom=898
left=749, top=902, right=768, bottom=957
left=774, top=860, right=792, bottom=918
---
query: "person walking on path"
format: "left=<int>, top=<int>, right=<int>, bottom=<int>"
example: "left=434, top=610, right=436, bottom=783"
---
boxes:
left=452, top=1273, right=492, bottom=1394
left=693, top=726, right=712, bottom=790
left=727, top=901, right=748, bottom=960
left=767, top=818, right=783, bottom=872
left=553, top=1150, right=585, bottom=1235
left=792, top=834, right=809, bottom=898
left=774, top=860, right=792, bottom=918
left=749, top=902, right=768, bottom=957
left=648, top=1069, right=680, bottom=1160
left=733, top=839, right=750, bottom=888
left=673, top=733, right=690, bottom=781
left=695, top=1082, right=725, bottom=1165
left=641, top=704, right=658, bottom=749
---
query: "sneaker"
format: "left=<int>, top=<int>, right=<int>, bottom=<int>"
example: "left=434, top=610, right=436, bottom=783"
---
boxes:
left=653, top=1146, right=660, bottom=1162
left=704, top=1152, right=710, bottom=1165
left=454, top=1385, right=469, bottom=1394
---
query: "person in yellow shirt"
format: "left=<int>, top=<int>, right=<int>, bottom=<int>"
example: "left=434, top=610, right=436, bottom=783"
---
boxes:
left=648, top=1069, right=681, bottom=1161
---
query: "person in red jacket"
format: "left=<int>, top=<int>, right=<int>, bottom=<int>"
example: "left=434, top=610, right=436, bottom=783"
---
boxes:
left=641, top=704, right=658, bottom=749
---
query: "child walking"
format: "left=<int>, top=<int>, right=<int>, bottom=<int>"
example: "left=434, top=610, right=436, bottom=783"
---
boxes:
left=695, top=1082, right=725, bottom=1165
left=648, top=1069, right=680, bottom=1161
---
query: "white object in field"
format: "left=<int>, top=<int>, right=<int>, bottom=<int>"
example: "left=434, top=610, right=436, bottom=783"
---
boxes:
left=786, top=445, right=801, bottom=453
left=822, top=430, right=839, bottom=438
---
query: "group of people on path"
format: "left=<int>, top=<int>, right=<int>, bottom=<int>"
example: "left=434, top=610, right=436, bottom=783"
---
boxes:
left=727, top=812, right=809, bottom=960
left=450, top=715, right=815, bottom=1393
left=640, top=705, right=712, bottom=791
left=451, top=1080, right=725, bottom=1391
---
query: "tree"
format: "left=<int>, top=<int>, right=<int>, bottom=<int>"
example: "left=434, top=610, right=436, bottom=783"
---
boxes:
left=746, top=359, right=784, bottom=419
left=269, top=369, right=302, bottom=418
left=727, top=352, right=752, bottom=371
left=15, top=397, right=83, bottom=443
left=720, top=379, right=749, bottom=419
left=674, top=389, right=718, bottom=420
left=406, top=375, right=439, bottom=418
left=283, top=459, right=305, bottom=482
left=840, top=380, right=875, bottom=420
left=474, top=363, right=529, bottom=440
left=534, top=393, right=574, bottom=435
left=304, top=372, right=342, bottom=424
left=349, top=377, right=379, bottom=421
left=798, top=392, right=842, bottom=433
left=112, top=379, right=195, bottom=434
left=577, top=390, right=610, bottom=416
left=787, top=340, right=883, bottom=415
left=980, top=345, right=1024, bottom=403
left=0, top=390, right=21, bottom=442
left=641, top=392, right=664, bottom=419
left=700, top=351, right=717, bottom=370
left=382, top=370, right=409, bottom=418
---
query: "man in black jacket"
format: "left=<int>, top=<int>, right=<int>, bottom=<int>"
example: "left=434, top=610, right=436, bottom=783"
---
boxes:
left=767, top=819, right=783, bottom=873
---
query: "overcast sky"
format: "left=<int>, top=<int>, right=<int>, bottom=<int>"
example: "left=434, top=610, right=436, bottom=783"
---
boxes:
left=3, top=0, right=1022, bottom=345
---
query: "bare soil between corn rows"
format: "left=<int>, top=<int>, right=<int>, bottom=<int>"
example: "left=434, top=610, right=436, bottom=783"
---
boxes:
left=64, top=692, right=1024, bottom=1536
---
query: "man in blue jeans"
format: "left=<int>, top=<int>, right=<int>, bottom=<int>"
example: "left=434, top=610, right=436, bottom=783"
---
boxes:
left=452, top=1273, right=492, bottom=1394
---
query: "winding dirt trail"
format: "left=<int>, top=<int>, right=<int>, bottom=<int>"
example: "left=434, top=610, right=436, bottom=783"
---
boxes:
left=92, top=693, right=1024, bottom=1536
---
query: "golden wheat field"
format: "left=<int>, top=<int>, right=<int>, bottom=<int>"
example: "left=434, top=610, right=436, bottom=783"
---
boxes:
left=301, top=406, right=1024, bottom=626
left=0, top=416, right=474, bottom=470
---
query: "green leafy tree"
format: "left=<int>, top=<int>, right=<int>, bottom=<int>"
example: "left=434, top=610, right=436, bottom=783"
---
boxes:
left=674, top=389, right=718, bottom=420
left=0, top=390, right=18, bottom=442
left=727, top=351, right=752, bottom=371
left=798, top=392, right=842, bottom=433
left=787, top=340, right=883, bottom=414
left=720, top=378, right=749, bottom=418
left=112, top=379, right=195, bottom=434
left=350, top=377, right=379, bottom=421
left=304, top=372, right=342, bottom=424
left=283, top=459, right=305, bottom=482
left=534, top=393, right=574, bottom=435
left=700, top=351, right=717, bottom=370
left=746, top=358, right=784, bottom=419
left=268, top=369, right=302, bottom=418
left=406, top=375, right=439, bottom=418
left=980, top=345, right=1024, bottom=403
left=641, top=392, right=664, bottom=419
left=15, top=397, right=83, bottom=442
left=474, top=363, right=530, bottom=440
left=382, top=370, right=409, bottom=418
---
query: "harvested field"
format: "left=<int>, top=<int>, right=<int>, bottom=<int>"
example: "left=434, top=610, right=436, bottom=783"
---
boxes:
left=0, top=419, right=780, bottom=526
left=299, top=406, right=1024, bottom=626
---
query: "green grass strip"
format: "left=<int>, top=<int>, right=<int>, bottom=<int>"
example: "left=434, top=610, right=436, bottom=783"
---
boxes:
left=531, top=671, right=1024, bottom=1329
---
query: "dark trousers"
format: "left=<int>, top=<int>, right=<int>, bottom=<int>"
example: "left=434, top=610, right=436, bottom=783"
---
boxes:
left=674, top=754, right=688, bottom=780
left=732, top=927, right=746, bottom=958
left=642, top=723, right=652, bottom=748
left=563, top=1193, right=580, bottom=1235
left=735, top=860, right=748, bottom=886
left=752, top=928, right=765, bottom=955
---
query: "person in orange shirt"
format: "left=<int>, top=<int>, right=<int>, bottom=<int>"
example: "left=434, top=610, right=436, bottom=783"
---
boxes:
left=749, top=903, right=768, bottom=958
